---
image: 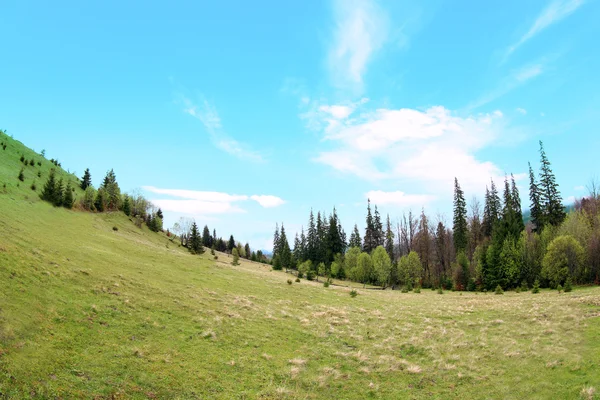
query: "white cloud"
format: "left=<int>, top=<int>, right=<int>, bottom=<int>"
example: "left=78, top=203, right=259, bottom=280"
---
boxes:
left=366, top=190, right=436, bottom=207
left=312, top=104, right=517, bottom=194
left=516, top=107, right=527, bottom=115
left=505, top=0, right=584, bottom=59
left=142, top=186, right=285, bottom=217
left=250, top=195, right=286, bottom=208
left=319, top=104, right=354, bottom=119
left=574, top=185, right=585, bottom=191
left=181, top=96, right=264, bottom=163
left=328, top=0, right=389, bottom=93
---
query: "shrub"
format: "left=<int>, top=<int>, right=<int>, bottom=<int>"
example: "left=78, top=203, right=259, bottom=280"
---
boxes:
left=414, top=287, right=421, bottom=293
left=29, top=159, right=34, bottom=166
left=401, top=286, right=409, bottom=293
left=532, top=279, right=540, bottom=294
left=557, top=284, right=563, bottom=293
left=37, top=161, right=41, bottom=166
left=564, top=277, right=573, bottom=292
left=112, top=226, right=118, bottom=231
left=18, top=168, right=24, bottom=181
left=350, top=289, right=358, bottom=298
left=494, top=285, right=504, bottom=295
left=30, top=181, right=36, bottom=191
left=287, top=279, right=293, bottom=285
left=19, top=155, right=25, bottom=162
left=437, top=287, right=443, bottom=294
left=520, top=281, right=529, bottom=292
left=214, top=255, right=218, bottom=260
left=515, top=286, right=521, bottom=293
left=2, top=144, right=6, bottom=150
left=306, top=270, right=315, bottom=281
left=295, top=278, right=300, bottom=283
left=323, top=281, right=330, bottom=288
left=37, top=171, right=41, bottom=177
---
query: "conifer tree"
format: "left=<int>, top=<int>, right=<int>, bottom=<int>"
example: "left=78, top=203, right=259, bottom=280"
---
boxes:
left=538, top=141, right=565, bottom=227
left=80, top=168, right=92, bottom=190
left=293, top=233, right=302, bottom=265
left=54, top=178, right=64, bottom=207
left=349, top=224, right=362, bottom=249
left=453, top=178, right=468, bottom=254
left=63, top=181, right=74, bottom=209
left=94, top=188, right=106, bottom=212
left=228, top=235, right=235, bottom=252
left=316, top=212, right=324, bottom=264
left=189, top=222, right=203, bottom=254
left=363, top=199, right=376, bottom=253
left=122, top=195, right=131, bottom=216
left=528, top=162, right=542, bottom=231
left=41, top=168, right=58, bottom=204
left=374, top=206, right=384, bottom=247
left=272, top=223, right=280, bottom=257
left=202, top=225, right=212, bottom=247
left=327, top=208, right=345, bottom=263
left=299, top=227, right=307, bottom=262
left=156, top=208, right=163, bottom=220
left=279, top=224, right=292, bottom=269
left=510, top=174, right=525, bottom=232
left=385, top=214, right=395, bottom=261
left=244, top=243, right=251, bottom=260
left=307, top=210, right=317, bottom=263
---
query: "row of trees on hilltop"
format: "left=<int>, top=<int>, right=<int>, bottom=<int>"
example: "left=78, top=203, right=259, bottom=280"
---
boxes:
left=273, top=142, right=600, bottom=290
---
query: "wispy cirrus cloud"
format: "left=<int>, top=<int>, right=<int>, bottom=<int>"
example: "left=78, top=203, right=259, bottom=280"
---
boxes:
left=180, top=96, right=264, bottom=163
left=366, top=190, right=436, bottom=207
left=328, top=0, right=390, bottom=94
left=504, top=0, right=584, bottom=60
left=142, top=186, right=285, bottom=216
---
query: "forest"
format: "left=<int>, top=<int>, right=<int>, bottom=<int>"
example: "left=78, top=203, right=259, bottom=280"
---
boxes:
left=271, top=142, right=600, bottom=291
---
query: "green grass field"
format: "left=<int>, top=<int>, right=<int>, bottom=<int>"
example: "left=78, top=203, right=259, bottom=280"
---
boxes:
left=1, top=132, right=600, bottom=399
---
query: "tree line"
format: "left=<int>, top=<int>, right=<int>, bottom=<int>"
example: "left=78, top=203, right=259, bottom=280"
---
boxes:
left=272, top=141, right=599, bottom=291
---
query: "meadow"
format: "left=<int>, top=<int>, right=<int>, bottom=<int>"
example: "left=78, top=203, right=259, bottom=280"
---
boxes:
left=1, top=133, right=599, bottom=399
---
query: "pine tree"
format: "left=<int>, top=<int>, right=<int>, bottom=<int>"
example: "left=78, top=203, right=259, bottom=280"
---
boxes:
left=63, top=181, right=74, bottom=209
left=510, top=174, right=525, bottom=232
left=349, top=224, right=362, bottom=249
left=316, top=212, right=325, bottom=264
left=94, top=188, right=106, bottom=212
left=244, top=243, right=251, bottom=260
left=272, top=223, right=280, bottom=258
left=80, top=168, right=92, bottom=190
left=279, top=224, right=292, bottom=269
left=122, top=195, right=131, bottom=216
left=54, top=178, right=64, bottom=207
left=228, top=235, right=235, bottom=252
left=538, top=141, right=565, bottom=227
left=293, top=233, right=302, bottom=265
left=327, top=208, right=344, bottom=263
left=307, top=210, right=317, bottom=263
left=202, top=225, right=212, bottom=247
left=453, top=178, right=468, bottom=254
left=156, top=208, right=163, bottom=220
left=102, top=169, right=116, bottom=187
left=373, top=206, right=384, bottom=247
left=385, top=214, right=395, bottom=261
left=363, top=199, right=376, bottom=253
left=528, top=162, right=542, bottom=232
left=189, top=222, right=203, bottom=254
left=299, top=227, right=307, bottom=262
left=41, top=168, right=57, bottom=204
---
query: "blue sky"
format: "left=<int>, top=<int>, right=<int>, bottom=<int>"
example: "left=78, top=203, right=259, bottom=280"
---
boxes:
left=2, top=0, right=599, bottom=251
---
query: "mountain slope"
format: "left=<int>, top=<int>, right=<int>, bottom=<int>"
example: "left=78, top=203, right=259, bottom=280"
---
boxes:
left=1, top=133, right=600, bottom=399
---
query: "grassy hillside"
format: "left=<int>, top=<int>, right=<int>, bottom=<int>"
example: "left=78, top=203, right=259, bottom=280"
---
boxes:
left=1, top=135, right=600, bottom=399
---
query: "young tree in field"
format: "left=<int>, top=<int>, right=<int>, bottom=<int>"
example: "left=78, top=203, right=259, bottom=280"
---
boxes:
left=398, top=251, right=423, bottom=288
left=453, top=178, right=468, bottom=254
left=385, top=215, right=395, bottom=261
left=81, top=186, right=97, bottom=211
left=372, top=245, right=392, bottom=287
left=122, top=194, right=131, bottom=216
left=232, top=248, right=240, bottom=265
left=349, top=224, right=362, bottom=249
left=542, top=235, right=585, bottom=287
left=278, top=224, right=293, bottom=270
left=538, top=141, right=566, bottom=227
left=244, top=243, right=251, bottom=260
left=228, top=235, right=235, bottom=252
left=202, top=225, right=212, bottom=247
left=94, top=188, right=106, bottom=212
left=357, top=252, right=373, bottom=287
left=307, top=210, right=317, bottom=263
left=189, top=222, right=204, bottom=254
left=100, top=169, right=121, bottom=211
left=373, top=205, right=384, bottom=247
left=63, top=181, right=74, bottom=209
left=80, top=168, right=92, bottom=190
left=272, top=223, right=280, bottom=258
left=54, top=178, right=64, bottom=207
left=345, top=246, right=361, bottom=281
left=41, top=168, right=58, bottom=205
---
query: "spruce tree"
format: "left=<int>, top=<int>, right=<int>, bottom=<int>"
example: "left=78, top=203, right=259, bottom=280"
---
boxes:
left=244, top=243, right=251, bottom=260
left=511, top=174, right=525, bottom=232
left=299, top=227, right=307, bottom=262
left=279, top=224, right=292, bottom=269
left=293, top=233, right=302, bottom=265
left=272, top=223, right=280, bottom=258
left=528, top=162, right=542, bottom=232
left=385, top=214, right=395, bottom=261
left=307, top=210, right=317, bottom=263
left=373, top=206, right=384, bottom=247
left=453, top=178, right=468, bottom=254
left=202, top=225, right=212, bottom=247
left=41, top=168, right=58, bottom=204
left=80, top=168, right=92, bottom=190
left=189, top=222, right=203, bottom=254
left=228, top=235, right=235, bottom=252
left=122, top=195, right=131, bottom=216
left=156, top=208, right=163, bottom=220
left=349, top=224, right=362, bottom=249
left=94, top=188, right=106, bottom=212
left=327, top=208, right=344, bottom=263
left=363, top=199, right=375, bottom=253
left=63, top=181, right=74, bottom=209
left=54, top=178, right=64, bottom=207
left=538, top=141, right=565, bottom=227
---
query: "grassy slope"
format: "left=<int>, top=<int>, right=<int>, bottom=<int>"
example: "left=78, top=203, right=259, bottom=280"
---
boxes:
left=1, top=133, right=600, bottom=399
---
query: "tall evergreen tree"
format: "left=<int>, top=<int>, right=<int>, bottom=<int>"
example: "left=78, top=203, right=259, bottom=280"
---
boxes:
left=272, top=223, right=280, bottom=257
left=349, top=224, right=362, bottom=249
left=327, top=208, right=344, bottom=263
left=80, top=168, right=92, bottom=190
left=189, top=222, right=203, bottom=254
left=453, top=178, right=468, bottom=254
left=510, top=174, right=525, bottom=232
left=202, top=225, right=212, bottom=247
left=122, top=195, right=131, bottom=216
left=299, top=227, right=307, bottom=262
left=63, top=181, right=74, bottom=209
left=307, top=210, right=317, bottom=263
left=228, top=235, right=235, bottom=252
left=363, top=199, right=376, bottom=253
left=385, top=214, right=395, bottom=261
left=41, top=168, right=58, bottom=205
left=373, top=206, right=384, bottom=247
left=538, top=141, right=565, bottom=227
left=156, top=208, right=164, bottom=220
left=279, top=224, right=292, bottom=269
left=244, top=243, right=251, bottom=260
left=528, top=162, right=543, bottom=232
left=54, top=178, right=64, bottom=207
left=293, top=233, right=302, bottom=265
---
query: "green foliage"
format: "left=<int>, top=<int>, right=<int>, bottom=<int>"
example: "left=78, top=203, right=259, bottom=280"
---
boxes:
left=287, top=279, right=293, bottom=285
left=357, top=251, right=373, bottom=286
left=542, top=235, right=585, bottom=287
left=557, top=284, right=563, bottom=293
left=437, top=287, right=443, bottom=294
left=520, top=280, right=529, bottom=292
left=94, top=188, right=106, bottom=212
left=564, top=277, right=573, bottom=292
left=295, top=277, right=300, bottom=283
left=453, top=178, right=468, bottom=253
left=18, top=167, right=24, bottom=181
left=323, top=280, right=330, bottom=288
left=494, top=285, right=504, bottom=295
left=81, top=186, right=97, bottom=211
left=372, top=245, right=392, bottom=287
left=398, top=251, right=423, bottom=288
left=401, top=286, right=409, bottom=293
left=349, top=289, right=358, bottom=298
left=189, top=222, right=204, bottom=255
left=30, top=181, right=36, bottom=191
left=62, top=181, right=74, bottom=209
left=305, top=270, right=315, bottom=281
left=298, top=260, right=312, bottom=278
left=122, top=195, right=131, bottom=216
left=532, top=279, right=540, bottom=294
left=414, top=287, right=421, bottom=293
